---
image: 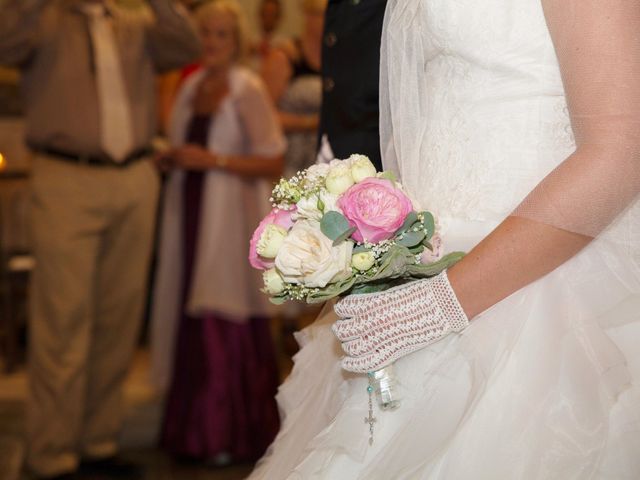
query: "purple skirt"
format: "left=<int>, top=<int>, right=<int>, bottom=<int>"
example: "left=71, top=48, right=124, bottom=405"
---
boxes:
left=160, top=311, right=280, bottom=461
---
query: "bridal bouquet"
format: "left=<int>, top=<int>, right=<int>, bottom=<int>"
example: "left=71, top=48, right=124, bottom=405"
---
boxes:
left=249, top=154, right=463, bottom=304
left=248, top=155, right=463, bottom=421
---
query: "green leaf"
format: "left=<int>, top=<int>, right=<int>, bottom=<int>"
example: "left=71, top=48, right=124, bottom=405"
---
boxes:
left=351, top=278, right=417, bottom=295
left=353, top=244, right=372, bottom=254
left=317, top=196, right=325, bottom=213
left=397, top=230, right=426, bottom=247
left=353, top=244, right=416, bottom=284
left=421, top=211, right=435, bottom=240
left=320, top=211, right=352, bottom=241
left=350, top=282, right=397, bottom=295
left=408, top=243, right=425, bottom=255
left=333, top=227, right=357, bottom=246
left=406, top=251, right=465, bottom=277
left=394, top=211, right=419, bottom=236
left=306, top=276, right=356, bottom=303
left=268, top=295, right=288, bottom=305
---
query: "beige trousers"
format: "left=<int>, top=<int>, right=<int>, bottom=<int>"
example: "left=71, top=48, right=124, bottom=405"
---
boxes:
left=26, top=155, right=159, bottom=477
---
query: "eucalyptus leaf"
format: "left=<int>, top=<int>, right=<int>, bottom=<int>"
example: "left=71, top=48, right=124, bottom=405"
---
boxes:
left=408, top=243, right=425, bottom=255
left=394, top=211, right=419, bottom=236
left=333, top=227, right=357, bottom=246
left=353, top=244, right=372, bottom=254
left=320, top=211, right=352, bottom=241
left=397, top=230, right=426, bottom=247
left=421, top=211, right=436, bottom=240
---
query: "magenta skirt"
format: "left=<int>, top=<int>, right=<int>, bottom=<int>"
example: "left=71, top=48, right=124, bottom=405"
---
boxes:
left=160, top=311, right=280, bottom=461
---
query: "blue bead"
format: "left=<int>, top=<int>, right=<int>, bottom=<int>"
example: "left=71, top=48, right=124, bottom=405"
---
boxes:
left=367, top=386, right=374, bottom=393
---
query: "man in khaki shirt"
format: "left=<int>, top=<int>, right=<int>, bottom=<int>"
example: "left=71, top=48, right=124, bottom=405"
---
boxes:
left=0, top=1, right=200, bottom=478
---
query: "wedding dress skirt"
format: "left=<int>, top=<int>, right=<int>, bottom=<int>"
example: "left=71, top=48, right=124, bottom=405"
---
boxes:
left=249, top=219, right=640, bottom=479
left=249, top=0, right=640, bottom=477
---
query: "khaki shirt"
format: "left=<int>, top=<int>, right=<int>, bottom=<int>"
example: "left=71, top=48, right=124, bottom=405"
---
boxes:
left=0, top=0, right=201, bottom=156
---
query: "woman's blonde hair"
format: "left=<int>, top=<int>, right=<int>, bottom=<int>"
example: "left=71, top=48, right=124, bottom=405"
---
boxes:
left=194, top=0, right=251, bottom=64
left=302, top=0, right=327, bottom=14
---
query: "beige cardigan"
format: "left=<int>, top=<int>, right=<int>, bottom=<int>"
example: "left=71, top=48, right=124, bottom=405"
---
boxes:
left=150, top=67, right=286, bottom=390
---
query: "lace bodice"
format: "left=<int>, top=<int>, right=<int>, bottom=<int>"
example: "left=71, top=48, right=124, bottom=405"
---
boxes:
left=381, top=0, right=576, bottom=227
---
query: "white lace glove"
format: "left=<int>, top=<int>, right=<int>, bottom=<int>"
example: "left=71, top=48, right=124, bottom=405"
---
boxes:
left=332, top=271, right=469, bottom=373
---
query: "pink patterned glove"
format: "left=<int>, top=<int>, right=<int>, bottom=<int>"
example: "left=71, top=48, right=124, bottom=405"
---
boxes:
left=332, top=272, right=469, bottom=373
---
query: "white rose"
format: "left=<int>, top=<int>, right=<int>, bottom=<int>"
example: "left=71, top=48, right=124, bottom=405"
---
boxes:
left=275, top=220, right=354, bottom=288
left=295, top=195, right=323, bottom=221
left=351, top=251, right=376, bottom=271
left=319, top=191, right=342, bottom=214
left=294, top=191, right=341, bottom=221
left=330, top=158, right=351, bottom=168
left=256, top=224, right=288, bottom=258
left=263, top=268, right=286, bottom=295
left=349, top=154, right=377, bottom=183
left=325, top=163, right=355, bottom=195
left=305, top=163, right=331, bottom=183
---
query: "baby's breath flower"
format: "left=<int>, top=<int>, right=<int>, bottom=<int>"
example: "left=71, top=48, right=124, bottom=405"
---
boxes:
left=283, top=283, right=315, bottom=301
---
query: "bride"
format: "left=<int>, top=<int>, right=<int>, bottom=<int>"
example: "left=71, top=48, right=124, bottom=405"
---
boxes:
left=249, top=0, right=640, bottom=478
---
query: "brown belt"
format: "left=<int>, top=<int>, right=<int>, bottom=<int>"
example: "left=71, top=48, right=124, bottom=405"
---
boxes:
left=30, top=145, right=152, bottom=168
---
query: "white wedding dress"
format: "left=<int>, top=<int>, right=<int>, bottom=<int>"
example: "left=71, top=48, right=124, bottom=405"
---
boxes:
left=249, top=1, right=640, bottom=478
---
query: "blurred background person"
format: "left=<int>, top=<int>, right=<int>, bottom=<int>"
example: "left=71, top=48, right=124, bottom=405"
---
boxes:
left=249, top=0, right=289, bottom=71
left=157, top=0, right=207, bottom=134
left=150, top=0, right=285, bottom=467
left=262, top=0, right=325, bottom=177
left=0, top=0, right=200, bottom=479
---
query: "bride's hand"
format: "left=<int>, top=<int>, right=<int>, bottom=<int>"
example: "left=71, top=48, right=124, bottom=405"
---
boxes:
left=332, top=271, right=469, bottom=373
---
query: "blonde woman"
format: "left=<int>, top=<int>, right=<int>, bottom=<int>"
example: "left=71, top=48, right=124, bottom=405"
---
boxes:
left=151, top=0, right=285, bottom=464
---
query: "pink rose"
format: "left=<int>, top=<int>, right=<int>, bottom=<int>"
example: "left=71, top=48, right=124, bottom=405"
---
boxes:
left=249, top=208, right=295, bottom=270
left=339, top=178, right=414, bottom=243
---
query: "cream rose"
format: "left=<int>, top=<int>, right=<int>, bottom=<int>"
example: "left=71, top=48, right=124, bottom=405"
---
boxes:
left=305, top=163, right=331, bottom=184
left=330, top=158, right=351, bottom=168
left=351, top=251, right=376, bottom=271
left=256, top=224, right=288, bottom=258
left=294, top=191, right=341, bottom=221
left=349, top=154, right=377, bottom=183
left=275, top=220, right=353, bottom=288
left=262, top=268, right=286, bottom=295
left=325, top=163, right=355, bottom=195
